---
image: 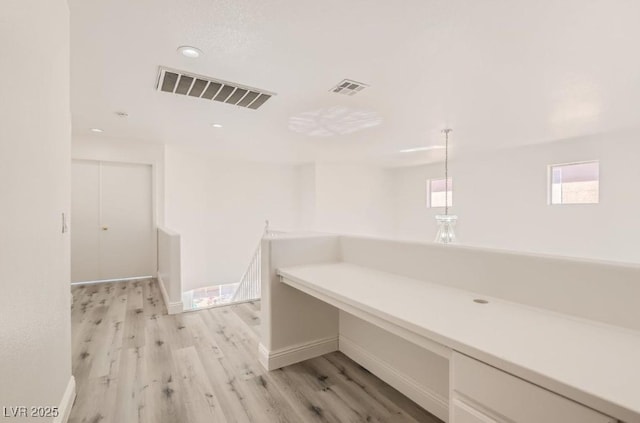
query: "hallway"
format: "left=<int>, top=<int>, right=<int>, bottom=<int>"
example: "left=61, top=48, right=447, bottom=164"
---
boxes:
left=69, top=280, right=442, bottom=423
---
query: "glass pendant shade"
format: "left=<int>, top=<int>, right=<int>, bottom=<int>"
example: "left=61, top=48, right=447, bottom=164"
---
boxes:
left=434, top=128, right=457, bottom=244
left=435, top=214, right=458, bottom=244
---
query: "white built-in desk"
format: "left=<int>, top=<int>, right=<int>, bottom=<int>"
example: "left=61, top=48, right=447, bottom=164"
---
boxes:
left=277, top=262, right=640, bottom=423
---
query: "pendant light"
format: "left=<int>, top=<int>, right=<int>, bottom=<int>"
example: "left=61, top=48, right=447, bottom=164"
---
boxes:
left=435, top=128, right=457, bottom=244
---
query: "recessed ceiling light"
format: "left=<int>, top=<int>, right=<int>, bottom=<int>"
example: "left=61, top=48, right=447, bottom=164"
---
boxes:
left=211, top=123, right=223, bottom=128
left=399, top=145, right=445, bottom=153
left=91, top=128, right=103, bottom=133
left=177, top=45, right=202, bottom=58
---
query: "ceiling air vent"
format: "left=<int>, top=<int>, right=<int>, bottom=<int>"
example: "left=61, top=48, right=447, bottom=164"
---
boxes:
left=156, top=67, right=275, bottom=110
left=330, top=79, right=368, bottom=96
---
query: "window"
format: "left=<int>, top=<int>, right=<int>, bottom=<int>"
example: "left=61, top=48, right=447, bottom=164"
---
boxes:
left=427, top=177, right=452, bottom=208
left=549, top=161, right=599, bottom=205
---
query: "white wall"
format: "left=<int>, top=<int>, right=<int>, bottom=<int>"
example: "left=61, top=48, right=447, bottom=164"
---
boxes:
left=313, top=163, right=394, bottom=237
left=0, top=0, right=73, bottom=419
left=72, top=136, right=165, bottom=226
left=68, top=146, right=398, bottom=291
left=392, top=130, right=640, bottom=264
left=164, top=146, right=299, bottom=291
left=72, top=128, right=640, bottom=289
left=294, top=164, right=316, bottom=231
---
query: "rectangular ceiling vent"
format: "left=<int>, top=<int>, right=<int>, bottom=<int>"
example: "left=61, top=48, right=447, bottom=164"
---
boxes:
left=330, top=79, right=368, bottom=96
left=156, top=67, right=275, bottom=110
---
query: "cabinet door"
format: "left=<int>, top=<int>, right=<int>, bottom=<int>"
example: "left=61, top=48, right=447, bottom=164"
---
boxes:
left=452, top=399, right=498, bottom=423
left=451, top=352, right=616, bottom=423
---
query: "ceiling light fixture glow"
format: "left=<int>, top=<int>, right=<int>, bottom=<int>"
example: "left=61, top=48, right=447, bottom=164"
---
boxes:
left=288, top=106, right=382, bottom=137
left=90, top=128, right=103, bottom=133
left=211, top=123, right=223, bottom=128
left=399, top=145, right=445, bottom=153
left=177, top=45, right=202, bottom=58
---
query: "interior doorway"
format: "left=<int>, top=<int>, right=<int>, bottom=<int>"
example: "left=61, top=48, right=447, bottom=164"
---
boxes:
left=71, top=160, right=154, bottom=283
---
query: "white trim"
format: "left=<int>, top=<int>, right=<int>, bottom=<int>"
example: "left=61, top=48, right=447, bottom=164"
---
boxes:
left=70, top=275, right=152, bottom=286
left=53, top=376, right=76, bottom=423
left=258, top=343, right=270, bottom=370
left=258, top=336, right=338, bottom=371
left=156, top=225, right=180, bottom=236
left=158, top=275, right=183, bottom=315
left=339, top=334, right=449, bottom=423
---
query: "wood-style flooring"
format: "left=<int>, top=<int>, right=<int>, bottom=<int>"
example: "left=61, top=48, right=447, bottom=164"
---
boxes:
left=69, top=279, right=443, bottom=423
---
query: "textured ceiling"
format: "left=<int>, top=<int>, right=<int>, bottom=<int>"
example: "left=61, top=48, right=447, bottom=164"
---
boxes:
left=69, top=0, right=640, bottom=166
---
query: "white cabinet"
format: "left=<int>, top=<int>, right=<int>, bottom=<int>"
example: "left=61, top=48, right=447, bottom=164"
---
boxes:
left=450, top=352, right=616, bottom=423
left=451, top=399, right=498, bottom=423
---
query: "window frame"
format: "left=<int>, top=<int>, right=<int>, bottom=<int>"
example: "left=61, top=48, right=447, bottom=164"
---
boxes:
left=426, top=177, right=453, bottom=208
left=547, top=160, right=600, bottom=206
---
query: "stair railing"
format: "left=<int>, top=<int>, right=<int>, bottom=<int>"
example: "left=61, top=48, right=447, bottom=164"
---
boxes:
left=231, top=220, right=282, bottom=303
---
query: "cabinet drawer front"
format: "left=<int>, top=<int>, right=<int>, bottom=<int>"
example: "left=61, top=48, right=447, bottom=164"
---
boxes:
left=451, top=352, right=614, bottom=423
left=452, top=399, right=499, bottom=423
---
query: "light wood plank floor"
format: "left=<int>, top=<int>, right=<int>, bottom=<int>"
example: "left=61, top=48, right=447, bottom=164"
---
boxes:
left=69, top=279, right=443, bottom=423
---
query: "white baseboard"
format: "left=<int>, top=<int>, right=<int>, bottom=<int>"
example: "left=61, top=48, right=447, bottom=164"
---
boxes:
left=53, top=375, right=76, bottom=423
left=70, top=275, right=152, bottom=286
left=157, top=276, right=183, bottom=315
left=339, top=335, right=449, bottom=422
left=258, top=336, right=338, bottom=371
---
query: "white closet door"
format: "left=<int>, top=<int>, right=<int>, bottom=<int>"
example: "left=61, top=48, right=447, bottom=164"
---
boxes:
left=71, top=160, right=153, bottom=283
left=71, top=160, right=101, bottom=282
left=99, top=162, right=153, bottom=280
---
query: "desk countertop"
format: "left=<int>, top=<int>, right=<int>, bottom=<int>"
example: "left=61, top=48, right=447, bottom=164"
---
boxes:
left=277, top=262, right=640, bottom=423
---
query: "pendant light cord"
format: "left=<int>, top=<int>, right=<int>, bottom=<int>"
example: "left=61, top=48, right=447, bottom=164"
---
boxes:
left=443, top=128, right=452, bottom=216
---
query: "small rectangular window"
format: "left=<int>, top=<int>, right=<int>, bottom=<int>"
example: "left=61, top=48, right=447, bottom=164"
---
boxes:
left=427, top=177, right=452, bottom=208
left=549, top=161, right=599, bottom=205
